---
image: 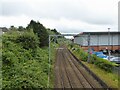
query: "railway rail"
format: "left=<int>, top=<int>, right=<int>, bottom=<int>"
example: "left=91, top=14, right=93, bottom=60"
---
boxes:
left=54, top=45, right=111, bottom=89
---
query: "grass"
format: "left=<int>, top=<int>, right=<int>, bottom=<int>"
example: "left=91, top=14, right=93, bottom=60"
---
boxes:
left=82, top=61, right=119, bottom=88
left=45, top=43, right=59, bottom=88
left=68, top=44, right=119, bottom=88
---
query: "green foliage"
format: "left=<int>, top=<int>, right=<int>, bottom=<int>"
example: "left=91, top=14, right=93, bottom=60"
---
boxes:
left=2, top=20, right=60, bottom=89
left=2, top=29, right=55, bottom=89
left=9, top=26, right=17, bottom=31
left=91, top=56, right=115, bottom=72
left=2, top=31, right=19, bottom=43
left=2, top=56, right=48, bottom=89
left=82, top=62, right=118, bottom=88
left=51, top=29, right=60, bottom=35
left=69, top=44, right=117, bottom=72
left=16, top=30, right=39, bottom=50
left=18, top=26, right=25, bottom=31
left=26, top=20, right=49, bottom=47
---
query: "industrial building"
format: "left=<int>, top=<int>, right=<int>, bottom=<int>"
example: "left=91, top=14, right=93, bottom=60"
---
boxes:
left=74, top=32, right=120, bottom=52
left=0, top=27, right=8, bottom=35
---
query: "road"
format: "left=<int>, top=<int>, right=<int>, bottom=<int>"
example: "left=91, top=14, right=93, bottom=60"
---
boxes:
left=54, top=45, right=108, bottom=89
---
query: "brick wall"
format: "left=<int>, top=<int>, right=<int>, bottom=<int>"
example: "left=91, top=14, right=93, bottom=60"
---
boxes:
left=81, top=45, right=120, bottom=51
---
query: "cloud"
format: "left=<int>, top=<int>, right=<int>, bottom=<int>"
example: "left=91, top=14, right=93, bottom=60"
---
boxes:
left=0, top=0, right=118, bottom=33
left=0, top=15, right=31, bottom=27
left=39, top=17, right=118, bottom=33
left=2, top=1, right=32, bottom=16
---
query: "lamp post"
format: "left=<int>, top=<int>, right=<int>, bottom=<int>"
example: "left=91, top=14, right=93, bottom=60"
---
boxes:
left=108, top=28, right=111, bottom=60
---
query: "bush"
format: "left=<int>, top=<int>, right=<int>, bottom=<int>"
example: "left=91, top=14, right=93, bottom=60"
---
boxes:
left=69, top=45, right=117, bottom=72
left=2, top=30, right=54, bottom=89
left=26, top=20, right=49, bottom=47
left=92, top=57, right=116, bottom=72
left=73, top=48, right=88, bottom=62
left=16, top=30, right=39, bottom=50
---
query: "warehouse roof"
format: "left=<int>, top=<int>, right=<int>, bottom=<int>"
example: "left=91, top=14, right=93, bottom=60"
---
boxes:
left=0, top=27, right=8, bottom=32
left=74, top=31, right=120, bottom=37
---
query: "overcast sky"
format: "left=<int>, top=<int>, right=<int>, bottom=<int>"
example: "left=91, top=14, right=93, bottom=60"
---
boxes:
left=0, top=0, right=119, bottom=33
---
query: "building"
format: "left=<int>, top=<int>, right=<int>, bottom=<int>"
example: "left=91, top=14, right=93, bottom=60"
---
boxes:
left=74, top=32, right=120, bottom=51
left=0, top=27, right=8, bottom=35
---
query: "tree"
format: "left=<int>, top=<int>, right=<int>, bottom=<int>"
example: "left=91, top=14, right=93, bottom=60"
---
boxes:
left=26, top=20, right=49, bottom=47
left=9, top=26, right=17, bottom=31
left=18, top=26, right=25, bottom=31
left=51, top=29, right=60, bottom=35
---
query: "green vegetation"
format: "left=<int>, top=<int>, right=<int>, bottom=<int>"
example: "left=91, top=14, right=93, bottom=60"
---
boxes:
left=2, top=20, right=59, bottom=89
left=82, top=62, right=118, bottom=88
left=0, top=36, right=2, bottom=89
left=68, top=44, right=119, bottom=88
left=26, top=20, right=49, bottom=47
left=69, top=44, right=118, bottom=72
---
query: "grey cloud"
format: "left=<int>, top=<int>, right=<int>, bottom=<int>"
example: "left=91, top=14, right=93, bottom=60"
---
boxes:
left=83, top=15, right=115, bottom=25
left=57, top=26, right=85, bottom=33
left=1, top=0, right=88, bottom=19
left=0, top=5, right=2, bottom=15
left=2, top=2, right=32, bottom=16
left=1, top=0, right=117, bottom=32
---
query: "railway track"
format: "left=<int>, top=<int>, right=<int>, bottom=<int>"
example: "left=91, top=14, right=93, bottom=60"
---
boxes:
left=54, top=45, right=110, bottom=89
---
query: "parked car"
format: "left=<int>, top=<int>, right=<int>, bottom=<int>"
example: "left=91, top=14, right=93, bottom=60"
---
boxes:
left=110, top=57, right=120, bottom=64
left=93, top=52, right=108, bottom=60
left=109, top=55, right=115, bottom=58
left=102, top=49, right=108, bottom=54
left=115, top=49, right=120, bottom=53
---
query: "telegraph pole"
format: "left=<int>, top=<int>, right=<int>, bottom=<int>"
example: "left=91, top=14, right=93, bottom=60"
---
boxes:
left=87, top=33, right=90, bottom=63
left=47, top=35, right=51, bottom=88
left=108, top=28, right=111, bottom=60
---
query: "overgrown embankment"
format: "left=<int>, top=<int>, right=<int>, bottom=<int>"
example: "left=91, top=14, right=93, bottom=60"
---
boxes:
left=68, top=44, right=119, bottom=88
left=2, top=20, right=59, bottom=89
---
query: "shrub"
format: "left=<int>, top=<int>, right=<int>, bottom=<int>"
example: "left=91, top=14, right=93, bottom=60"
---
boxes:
left=2, top=30, right=54, bottom=89
left=16, top=30, right=39, bottom=50
left=26, top=20, right=49, bottom=47
left=73, top=48, right=88, bottom=62
left=70, top=45, right=117, bottom=72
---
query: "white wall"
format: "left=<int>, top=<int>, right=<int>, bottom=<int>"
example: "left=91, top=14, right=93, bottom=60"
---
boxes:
left=74, top=34, right=119, bottom=46
left=0, top=29, right=3, bottom=35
